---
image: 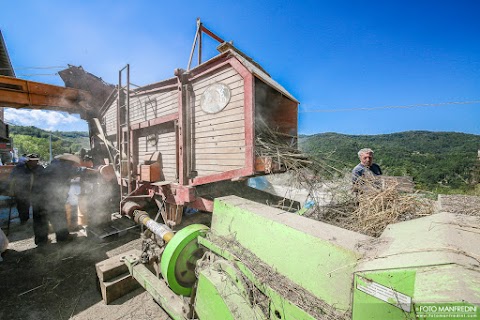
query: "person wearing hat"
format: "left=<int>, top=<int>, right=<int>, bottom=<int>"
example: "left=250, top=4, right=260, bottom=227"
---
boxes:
left=31, top=153, right=97, bottom=245
left=9, top=153, right=44, bottom=224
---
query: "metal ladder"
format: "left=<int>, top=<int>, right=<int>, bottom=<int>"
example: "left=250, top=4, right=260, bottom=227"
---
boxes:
left=117, top=65, right=132, bottom=202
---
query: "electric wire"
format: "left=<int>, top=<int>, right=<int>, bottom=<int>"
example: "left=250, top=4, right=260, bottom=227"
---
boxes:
left=299, top=100, right=480, bottom=113
left=0, top=66, right=66, bottom=70
left=17, top=73, right=59, bottom=77
left=1, top=65, right=67, bottom=77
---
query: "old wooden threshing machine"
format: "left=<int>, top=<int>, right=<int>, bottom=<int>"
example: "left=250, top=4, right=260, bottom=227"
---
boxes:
left=92, top=22, right=480, bottom=320
left=1, top=20, right=478, bottom=320
left=61, top=20, right=297, bottom=228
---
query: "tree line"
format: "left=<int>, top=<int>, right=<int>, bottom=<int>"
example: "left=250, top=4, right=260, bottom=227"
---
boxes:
left=9, top=125, right=90, bottom=162
left=299, top=131, right=480, bottom=193
left=9, top=126, right=480, bottom=193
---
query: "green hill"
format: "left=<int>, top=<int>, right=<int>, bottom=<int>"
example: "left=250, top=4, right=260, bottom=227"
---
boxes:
left=299, top=131, right=480, bottom=193
left=9, top=125, right=90, bottom=162
left=8, top=126, right=480, bottom=193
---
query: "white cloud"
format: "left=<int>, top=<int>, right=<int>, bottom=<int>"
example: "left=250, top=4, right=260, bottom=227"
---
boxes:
left=4, top=108, right=86, bottom=131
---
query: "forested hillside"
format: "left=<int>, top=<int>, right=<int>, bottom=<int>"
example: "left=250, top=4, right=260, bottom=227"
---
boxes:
left=8, top=126, right=480, bottom=193
left=9, top=125, right=90, bottom=162
left=300, top=131, right=480, bottom=192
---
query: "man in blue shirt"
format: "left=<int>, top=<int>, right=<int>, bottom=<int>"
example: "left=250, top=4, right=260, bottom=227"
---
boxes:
left=352, top=148, right=382, bottom=191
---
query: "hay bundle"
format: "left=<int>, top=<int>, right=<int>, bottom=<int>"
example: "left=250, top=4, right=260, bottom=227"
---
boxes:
left=305, top=178, right=435, bottom=237
left=348, top=182, right=434, bottom=236
left=253, top=124, right=436, bottom=237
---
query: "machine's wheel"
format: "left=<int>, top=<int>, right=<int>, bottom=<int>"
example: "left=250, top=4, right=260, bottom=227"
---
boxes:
left=160, top=224, right=209, bottom=296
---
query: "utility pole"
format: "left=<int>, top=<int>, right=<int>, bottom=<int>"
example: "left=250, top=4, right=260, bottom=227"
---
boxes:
left=49, top=132, right=53, bottom=162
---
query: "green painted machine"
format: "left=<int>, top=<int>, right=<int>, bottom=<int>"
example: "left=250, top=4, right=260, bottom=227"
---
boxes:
left=120, top=195, right=480, bottom=319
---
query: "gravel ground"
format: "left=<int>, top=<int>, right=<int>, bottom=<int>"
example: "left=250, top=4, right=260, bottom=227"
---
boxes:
left=0, top=219, right=170, bottom=320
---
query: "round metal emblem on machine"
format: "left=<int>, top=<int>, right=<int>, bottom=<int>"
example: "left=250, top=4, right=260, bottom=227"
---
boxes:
left=200, top=82, right=231, bottom=114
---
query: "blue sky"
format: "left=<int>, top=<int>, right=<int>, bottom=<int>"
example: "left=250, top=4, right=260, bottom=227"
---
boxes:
left=1, top=1, right=479, bottom=135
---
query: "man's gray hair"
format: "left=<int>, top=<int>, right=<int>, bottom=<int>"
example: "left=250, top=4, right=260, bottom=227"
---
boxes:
left=358, top=148, right=374, bottom=158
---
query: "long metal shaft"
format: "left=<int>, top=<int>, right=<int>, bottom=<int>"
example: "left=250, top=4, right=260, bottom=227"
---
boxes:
left=133, top=210, right=174, bottom=242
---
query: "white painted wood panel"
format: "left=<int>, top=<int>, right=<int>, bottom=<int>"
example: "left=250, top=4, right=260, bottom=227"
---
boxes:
left=190, top=64, right=246, bottom=178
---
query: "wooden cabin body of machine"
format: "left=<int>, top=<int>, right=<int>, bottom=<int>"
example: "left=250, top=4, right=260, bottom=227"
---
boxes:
left=98, top=43, right=299, bottom=226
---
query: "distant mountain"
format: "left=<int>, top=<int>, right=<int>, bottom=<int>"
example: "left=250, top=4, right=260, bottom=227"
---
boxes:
left=9, top=125, right=90, bottom=162
left=299, top=131, right=480, bottom=192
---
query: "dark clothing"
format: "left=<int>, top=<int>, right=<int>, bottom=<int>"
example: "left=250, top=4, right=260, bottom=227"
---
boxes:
left=352, top=163, right=382, bottom=193
left=352, top=163, right=382, bottom=182
left=31, top=160, right=86, bottom=244
left=9, top=162, right=44, bottom=222
left=15, top=199, right=31, bottom=223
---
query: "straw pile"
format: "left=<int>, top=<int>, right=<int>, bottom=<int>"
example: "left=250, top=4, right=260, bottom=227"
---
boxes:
left=254, top=125, right=436, bottom=237
left=304, top=175, right=436, bottom=237
left=204, top=234, right=350, bottom=320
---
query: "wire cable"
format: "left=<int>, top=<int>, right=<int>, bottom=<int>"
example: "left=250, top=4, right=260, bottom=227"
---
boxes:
left=0, top=66, right=66, bottom=70
left=17, top=73, right=59, bottom=77
left=299, top=100, right=480, bottom=113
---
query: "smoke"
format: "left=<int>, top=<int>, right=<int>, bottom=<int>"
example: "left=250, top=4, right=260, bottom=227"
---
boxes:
left=5, top=108, right=85, bottom=131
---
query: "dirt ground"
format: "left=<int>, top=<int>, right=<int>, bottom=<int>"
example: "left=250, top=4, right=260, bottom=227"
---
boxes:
left=1, top=191, right=478, bottom=320
left=0, top=219, right=171, bottom=320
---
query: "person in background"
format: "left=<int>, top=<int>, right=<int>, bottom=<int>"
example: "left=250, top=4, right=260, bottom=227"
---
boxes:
left=18, top=154, right=27, bottom=164
left=31, top=153, right=97, bottom=245
left=9, top=153, right=44, bottom=224
left=352, top=148, right=382, bottom=192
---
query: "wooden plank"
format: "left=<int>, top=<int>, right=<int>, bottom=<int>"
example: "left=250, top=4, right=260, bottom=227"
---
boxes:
left=195, top=168, right=243, bottom=176
left=95, top=249, right=142, bottom=305
left=146, top=94, right=177, bottom=112
left=194, top=132, right=245, bottom=144
left=131, top=82, right=177, bottom=97
left=103, top=101, right=118, bottom=136
left=194, top=158, right=245, bottom=166
left=133, top=89, right=177, bottom=107
left=195, top=92, right=244, bottom=114
left=136, top=154, right=176, bottom=166
left=194, top=118, right=244, bottom=132
left=137, top=150, right=177, bottom=157
left=138, top=148, right=177, bottom=156
left=193, top=64, right=236, bottom=81
left=195, top=163, right=243, bottom=172
left=192, top=71, right=241, bottom=89
left=193, top=140, right=246, bottom=149
left=95, top=249, right=141, bottom=282
left=194, top=126, right=245, bottom=139
left=133, top=90, right=178, bottom=122
left=137, top=142, right=177, bottom=150
left=194, top=152, right=245, bottom=160
left=193, top=74, right=244, bottom=95
left=162, top=171, right=176, bottom=181
left=195, top=109, right=245, bottom=130
left=193, top=92, right=245, bottom=119
left=194, top=146, right=245, bottom=154
left=131, top=113, right=178, bottom=130
left=138, top=135, right=175, bottom=144
left=99, top=273, right=141, bottom=305
left=194, top=101, right=244, bottom=122
left=194, top=111, right=245, bottom=128
left=194, top=77, right=244, bottom=96
left=191, top=67, right=239, bottom=89
left=145, top=106, right=178, bottom=122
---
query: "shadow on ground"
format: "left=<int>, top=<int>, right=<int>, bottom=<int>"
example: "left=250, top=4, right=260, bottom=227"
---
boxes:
left=0, top=220, right=170, bottom=320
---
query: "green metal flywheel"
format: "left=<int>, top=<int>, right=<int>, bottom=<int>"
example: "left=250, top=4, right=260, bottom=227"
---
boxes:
left=160, top=224, right=209, bottom=296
